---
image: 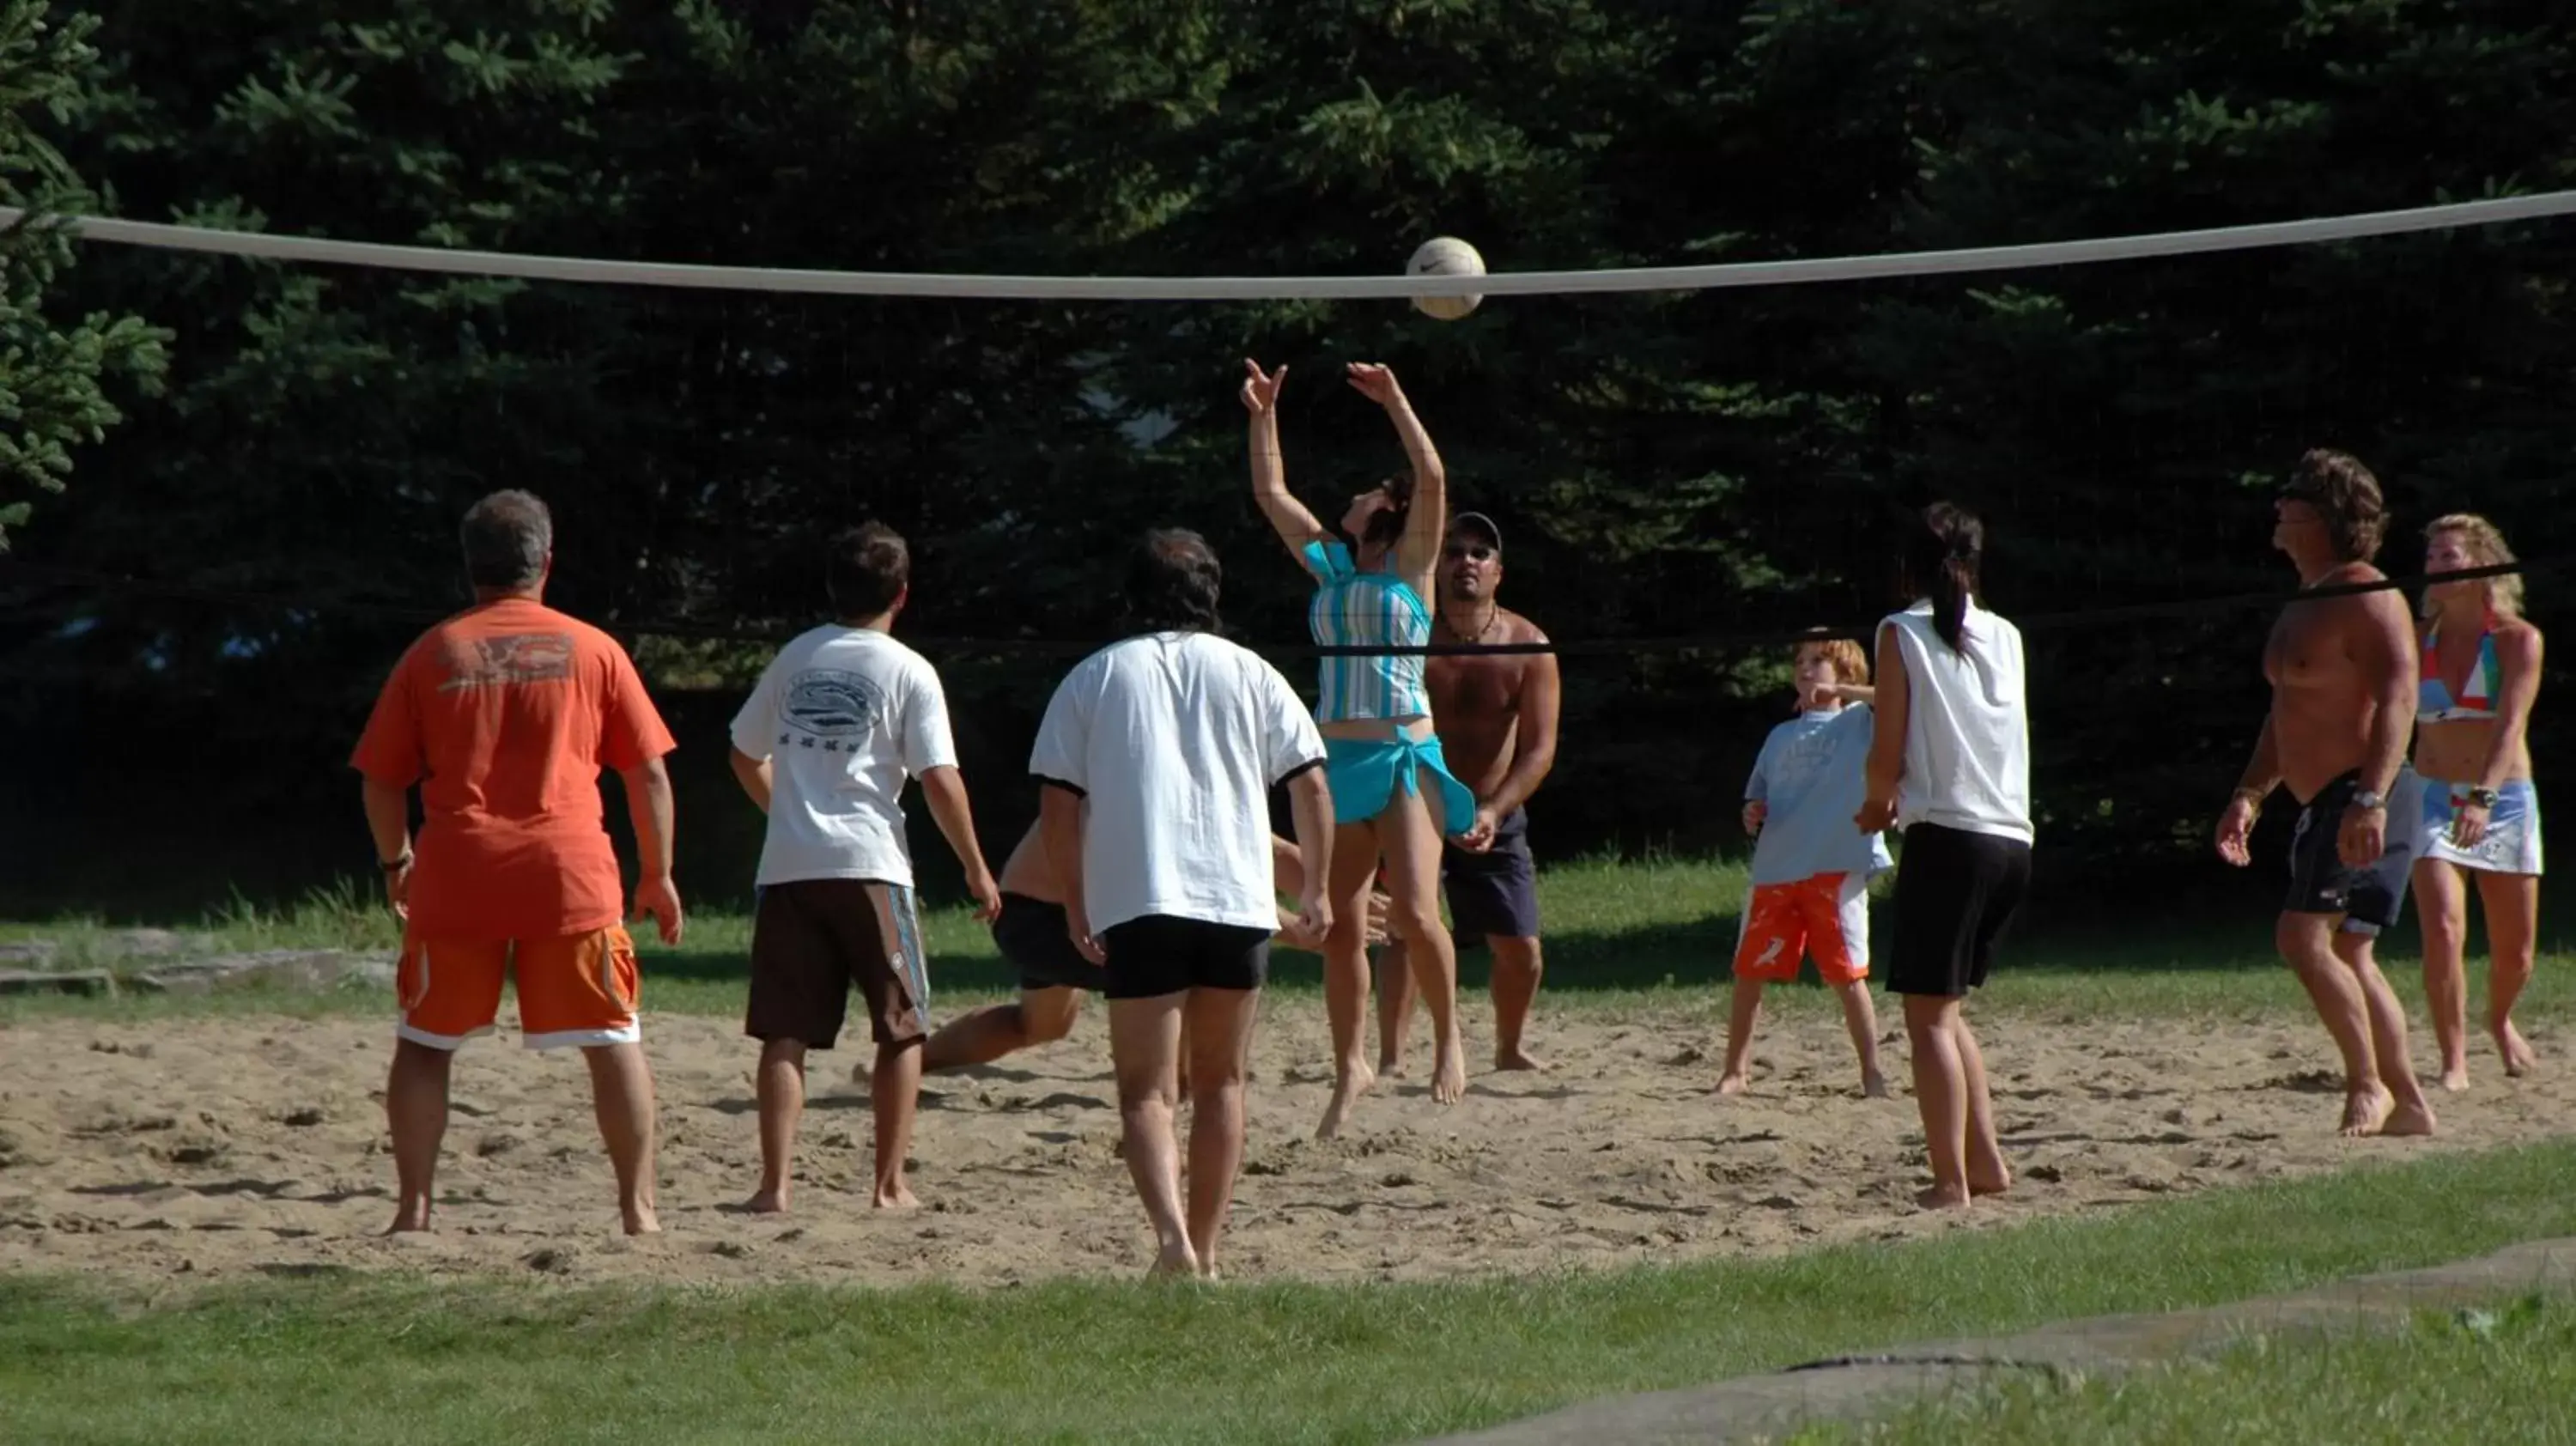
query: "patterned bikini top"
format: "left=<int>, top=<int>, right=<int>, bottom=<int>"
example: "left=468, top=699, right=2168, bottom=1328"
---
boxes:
left=1302, top=540, right=1431, bottom=723
left=2419, top=608, right=2501, bottom=722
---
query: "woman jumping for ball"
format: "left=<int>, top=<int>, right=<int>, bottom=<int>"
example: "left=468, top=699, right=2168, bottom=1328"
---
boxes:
left=1242, top=358, right=1483, bottom=1138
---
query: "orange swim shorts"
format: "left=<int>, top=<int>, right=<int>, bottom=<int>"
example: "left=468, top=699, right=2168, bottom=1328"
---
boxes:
left=395, top=924, right=641, bottom=1050
left=1733, top=873, right=1871, bottom=986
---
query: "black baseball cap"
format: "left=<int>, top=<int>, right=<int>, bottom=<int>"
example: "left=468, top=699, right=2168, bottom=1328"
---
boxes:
left=1449, top=512, right=1502, bottom=550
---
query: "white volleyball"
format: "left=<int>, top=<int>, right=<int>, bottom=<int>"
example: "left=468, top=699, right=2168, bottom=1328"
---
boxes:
left=1405, top=236, right=1485, bottom=320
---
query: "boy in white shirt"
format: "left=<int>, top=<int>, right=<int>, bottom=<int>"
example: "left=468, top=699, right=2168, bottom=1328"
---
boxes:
left=728, top=524, right=1000, bottom=1213
left=1722, top=632, right=1893, bottom=1098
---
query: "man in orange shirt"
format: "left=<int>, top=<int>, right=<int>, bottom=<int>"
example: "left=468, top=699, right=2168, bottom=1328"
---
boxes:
left=352, top=490, right=684, bottom=1236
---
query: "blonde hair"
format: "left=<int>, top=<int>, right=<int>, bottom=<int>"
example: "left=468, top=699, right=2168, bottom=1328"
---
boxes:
left=1796, top=633, right=1870, bottom=685
left=2424, top=513, right=2524, bottom=617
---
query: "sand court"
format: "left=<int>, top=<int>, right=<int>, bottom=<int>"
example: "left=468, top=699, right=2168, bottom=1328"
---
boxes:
left=1, top=1002, right=2564, bottom=1288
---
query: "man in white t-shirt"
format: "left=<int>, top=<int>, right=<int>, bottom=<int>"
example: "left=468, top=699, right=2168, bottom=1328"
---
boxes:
left=728, top=523, right=1001, bottom=1214
left=1028, top=528, right=1333, bottom=1279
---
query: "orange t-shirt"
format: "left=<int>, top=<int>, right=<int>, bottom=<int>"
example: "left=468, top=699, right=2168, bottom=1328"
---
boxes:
left=350, top=598, right=677, bottom=943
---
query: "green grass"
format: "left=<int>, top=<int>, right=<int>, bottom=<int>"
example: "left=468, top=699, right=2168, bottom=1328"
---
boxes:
left=7, top=854, right=2573, bottom=1027
left=1838, top=1295, right=2576, bottom=1444
left=4, top=1141, right=2576, bottom=1444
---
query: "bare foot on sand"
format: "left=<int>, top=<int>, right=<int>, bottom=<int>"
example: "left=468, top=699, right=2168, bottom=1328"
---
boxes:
left=1715, top=1072, right=1748, bottom=1097
left=872, top=1182, right=920, bottom=1210
left=1968, top=1170, right=2012, bottom=1198
left=1494, top=1046, right=1547, bottom=1072
left=1150, top=1240, right=1199, bottom=1279
left=1377, top=1051, right=1409, bottom=1080
left=2380, top=1097, right=2437, bottom=1137
left=385, top=1208, right=432, bottom=1236
left=1317, top=1060, right=1376, bottom=1140
left=2439, top=1060, right=2471, bottom=1092
left=741, top=1188, right=788, bottom=1215
left=1862, top=1070, right=1889, bottom=1100
left=2495, top=1021, right=2537, bottom=1078
left=2339, top=1083, right=2396, bottom=1138
left=1916, top=1183, right=1971, bottom=1212
left=1432, top=1037, right=1467, bottom=1106
left=623, top=1206, right=662, bottom=1236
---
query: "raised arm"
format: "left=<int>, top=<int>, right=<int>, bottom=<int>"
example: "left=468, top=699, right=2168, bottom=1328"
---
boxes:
left=1243, top=360, right=1328, bottom=568
left=1346, top=362, right=1447, bottom=590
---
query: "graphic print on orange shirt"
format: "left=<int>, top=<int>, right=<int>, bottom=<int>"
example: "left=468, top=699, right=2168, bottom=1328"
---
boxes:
left=352, top=598, right=675, bottom=945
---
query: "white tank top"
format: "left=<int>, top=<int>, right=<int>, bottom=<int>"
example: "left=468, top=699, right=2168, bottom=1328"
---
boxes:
left=1881, top=598, right=2033, bottom=845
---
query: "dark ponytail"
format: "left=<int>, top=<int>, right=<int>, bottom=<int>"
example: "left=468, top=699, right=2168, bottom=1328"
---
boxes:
left=1900, top=501, right=1984, bottom=653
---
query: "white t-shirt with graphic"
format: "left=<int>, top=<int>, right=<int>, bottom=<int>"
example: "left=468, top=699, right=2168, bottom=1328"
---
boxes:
left=1028, top=630, right=1326, bottom=934
left=730, top=624, right=958, bottom=888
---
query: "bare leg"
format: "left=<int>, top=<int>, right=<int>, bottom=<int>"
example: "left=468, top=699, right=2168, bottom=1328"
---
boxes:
left=1108, top=991, right=1195, bottom=1276
left=580, top=1042, right=660, bottom=1235
left=747, top=1037, right=805, bottom=1212
left=385, top=1039, right=453, bottom=1233
left=2275, top=913, right=2391, bottom=1134
left=2476, top=871, right=2541, bottom=1076
left=1382, top=778, right=1467, bottom=1105
left=1956, top=1013, right=2008, bottom=1193
left=1376, top=938, right=1416, bottom=1077
left=2411, top=860, right=2472, bottom=1091
left=1489, top=936, right=1546, bottom=1071
left=921, top=987, right=1084, bottom=1072
left=1316, top=820, right=1382, bottom=1140
left=1835, top=979, right=1889, bottom=1098
left=1183, top=985, right=1262, bottom=1280
left=1716, top=975, right=1763, bottom=1095
left=2333, top=931, right=2436, bottom=1136
left=1902, top=994, right=1971, bottom=1210
left=871, top=1037, right=924, bottom=1207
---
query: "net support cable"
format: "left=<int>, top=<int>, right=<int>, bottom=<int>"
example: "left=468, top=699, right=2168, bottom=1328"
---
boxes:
left=3, top=191, right=2573, bottom=299
left=2, top=558, right=2537, bottom=660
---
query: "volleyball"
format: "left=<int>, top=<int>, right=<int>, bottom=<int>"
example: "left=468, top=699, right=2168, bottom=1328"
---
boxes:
left=1405, top=236, right=1485, bottom=320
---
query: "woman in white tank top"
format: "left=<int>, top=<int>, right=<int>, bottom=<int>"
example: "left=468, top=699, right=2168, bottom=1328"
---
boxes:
left=1856, top=501, right=2033, bottom=1212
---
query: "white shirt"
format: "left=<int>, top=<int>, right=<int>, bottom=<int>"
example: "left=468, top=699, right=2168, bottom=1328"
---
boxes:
left=730, top=625, right=958, bottom=888
left=1028, top=630, right=1326, bottom=933
left=1881, top=598, right=2034, bottom=845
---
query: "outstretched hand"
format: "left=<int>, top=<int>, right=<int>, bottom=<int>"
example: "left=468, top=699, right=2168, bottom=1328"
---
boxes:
left=1346, top=362, right=1403, bottom=407
left=1241, top=359, right=1287, bottom=416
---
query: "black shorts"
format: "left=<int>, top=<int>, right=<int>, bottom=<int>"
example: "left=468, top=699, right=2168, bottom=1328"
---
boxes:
left=1097, top=914, right=1271, bottom=999
left=747, top=878, right=928, bottom=1050
left=2285, top=769, right=2418, bottom=934
left=991, top=892, right=1108, bottom=993
left=1444, top=808, right=1541, bottom=947
left=1886, top=823, right=2032, bottom=998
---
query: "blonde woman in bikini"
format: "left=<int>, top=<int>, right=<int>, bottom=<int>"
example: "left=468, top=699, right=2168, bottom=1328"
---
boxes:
left=2409, top=513, right=2545, bottom=1089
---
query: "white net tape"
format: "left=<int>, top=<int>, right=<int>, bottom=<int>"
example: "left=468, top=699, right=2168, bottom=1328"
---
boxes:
left=4, top=191, right=2573, bottom=300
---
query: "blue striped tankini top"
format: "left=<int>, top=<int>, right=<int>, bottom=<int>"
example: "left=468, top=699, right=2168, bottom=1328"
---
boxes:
left=1302, top=540, right=1431, bottom=722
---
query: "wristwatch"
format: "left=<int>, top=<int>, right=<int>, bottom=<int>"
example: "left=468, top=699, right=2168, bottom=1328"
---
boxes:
left=380, top=849, right=414, bottom=872
left=2465, top=786, right=2500, bottom=809
left=2351, top=788, right=2385, bottom=811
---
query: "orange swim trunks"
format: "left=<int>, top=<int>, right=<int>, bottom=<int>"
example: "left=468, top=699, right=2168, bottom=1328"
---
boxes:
left=395, top=924, right=641, bottom=1050
left=1733, top=872, right=1871, bottom=985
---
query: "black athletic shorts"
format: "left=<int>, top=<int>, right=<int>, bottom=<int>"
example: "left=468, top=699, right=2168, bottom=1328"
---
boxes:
left=990, top=892, right=1109, bottom=993
left=1444, top=807, right=1541, bottom=947
left=2285, top=769, right=2418, bottom=934
left=1886, top=823, right=2032, bottom=998
left=1097, top=914, right=1271, bottom=999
